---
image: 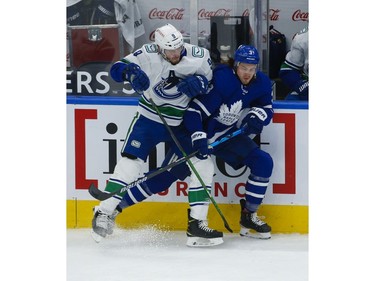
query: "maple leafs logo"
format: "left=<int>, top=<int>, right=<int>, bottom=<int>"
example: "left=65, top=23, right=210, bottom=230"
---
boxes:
left=215, top=100, right=243, bottom=125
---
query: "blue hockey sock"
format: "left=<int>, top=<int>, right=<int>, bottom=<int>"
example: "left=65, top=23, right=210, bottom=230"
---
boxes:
left=117, top=171, right=178, bottom=210
left=244, top=174, right=269, bottom=212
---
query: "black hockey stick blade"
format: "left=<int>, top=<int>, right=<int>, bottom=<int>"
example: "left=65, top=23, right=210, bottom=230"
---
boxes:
left=88, top=183, right=114, bottom=201
left=224, top=221, right=233, bottom=233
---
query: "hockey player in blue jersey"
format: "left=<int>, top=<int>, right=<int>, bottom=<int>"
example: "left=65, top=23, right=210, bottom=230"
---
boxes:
left=110, top=45, right=274, bottom=246
left=181, top=44, right=274, bottom=241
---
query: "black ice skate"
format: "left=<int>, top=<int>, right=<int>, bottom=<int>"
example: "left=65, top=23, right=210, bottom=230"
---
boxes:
left=91, top=206, right=120, bottom=243
left=186, top=209, right=224, bottom=247
left=239, top=199, right=271, bottom=239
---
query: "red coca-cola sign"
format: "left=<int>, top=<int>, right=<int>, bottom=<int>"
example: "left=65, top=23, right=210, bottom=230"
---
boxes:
left=292, top=9, right=309, bottom=21
left=270, top=9, right=281, bottom=21
left=198, top=8, right=232, bottom=20
left=149, top=8, right=185, bottom=20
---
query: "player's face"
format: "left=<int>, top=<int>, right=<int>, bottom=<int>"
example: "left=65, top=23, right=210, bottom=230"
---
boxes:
left=236, top=63, right=257, bottom=84
left=164, top=46, right=183, bottom=65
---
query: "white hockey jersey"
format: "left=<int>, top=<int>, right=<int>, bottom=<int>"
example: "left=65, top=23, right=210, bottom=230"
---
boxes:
left=123, top=43, right=213, bottom=126
left=114, top=0, right=145, bottom=51
left=285, top=28, right=309, bottom=76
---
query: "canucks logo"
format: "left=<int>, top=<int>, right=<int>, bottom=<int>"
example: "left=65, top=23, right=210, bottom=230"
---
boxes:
left=215, top=100, right=243, bottom=125
left=153, top=71, right=184, bottom=100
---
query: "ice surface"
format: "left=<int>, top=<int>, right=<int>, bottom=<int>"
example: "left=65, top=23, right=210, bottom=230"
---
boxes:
left=67, top=227, right=308, bottom=281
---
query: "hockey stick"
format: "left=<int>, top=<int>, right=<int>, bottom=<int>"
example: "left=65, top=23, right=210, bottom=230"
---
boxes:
left=88, top=127, right=245, bottom=201
left=147, top=96, right=234, bottom=233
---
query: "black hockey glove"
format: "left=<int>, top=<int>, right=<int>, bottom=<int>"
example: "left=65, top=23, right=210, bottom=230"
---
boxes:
left=242, top=107, right=268, bottom=135
left=191, top=131, right=209, bottom=160
left=122, top=63, right=150, bottom=93
left=177, top=75, right=209, bottom=98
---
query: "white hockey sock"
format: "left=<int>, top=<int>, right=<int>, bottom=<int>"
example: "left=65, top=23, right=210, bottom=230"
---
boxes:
left=99, top=196, right=121, bottom=215
left=190, top=204, right=209, bottom=221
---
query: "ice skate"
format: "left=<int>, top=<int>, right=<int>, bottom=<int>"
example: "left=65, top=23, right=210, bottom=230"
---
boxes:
left=91, top=206, right=120, bottom=243
left=239, top=199, right=271, bottom=239
left=186, top=209, right=223, bottom=247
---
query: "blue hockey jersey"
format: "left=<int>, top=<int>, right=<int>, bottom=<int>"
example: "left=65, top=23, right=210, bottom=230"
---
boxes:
left=184, top=64, right=273, bottom=143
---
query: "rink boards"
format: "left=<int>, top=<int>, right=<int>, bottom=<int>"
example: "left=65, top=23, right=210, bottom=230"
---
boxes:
left=66, top=97, right=308, bottom=233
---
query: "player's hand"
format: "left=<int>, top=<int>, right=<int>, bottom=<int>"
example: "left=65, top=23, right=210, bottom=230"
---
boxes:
left=177, top=75, right=209, bottom=98
left=244, top=114, right=264, bottom=135
left=242, top=107, right=267, bottom=135
left=122, top=63, right=150, bottom=93
left=191, top=131, right=209, bottom=160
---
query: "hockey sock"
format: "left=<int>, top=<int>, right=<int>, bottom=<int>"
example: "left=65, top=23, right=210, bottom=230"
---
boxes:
left=244, top=174, right=269, bottom=212
left=188, top=186, right=211, bottom=220
left=117, top=171, right=178, bottom=210
left=117, top=181, right=153, bottom=209
left=104, top=180, right=129, bottom=197
left=99, top=196, right=121, bottom=215
left=104, top=157, right=144, bottom=196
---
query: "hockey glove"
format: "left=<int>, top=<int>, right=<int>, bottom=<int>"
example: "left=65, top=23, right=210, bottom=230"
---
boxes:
left=294, top=80, right=308, bottom=100
left=177, top=75, right=209, bottom=98
left=242, top=107, right=268, bottom=135
left=191, top=131, right=209, bottom=160
left=122, top=63, right=150, bottom=93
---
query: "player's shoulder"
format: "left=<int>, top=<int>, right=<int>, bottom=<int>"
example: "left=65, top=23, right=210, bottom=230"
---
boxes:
left=212, top=64, right=238, bottom=95
left=254, top=71, right=272, bottom=89
left=183, top=43, right=210, bottom=59
left=131, top=43, right=158, bottom=58
left=256, top=70, right=271, bottom=81
left=213, top=63, right=233, bottom=79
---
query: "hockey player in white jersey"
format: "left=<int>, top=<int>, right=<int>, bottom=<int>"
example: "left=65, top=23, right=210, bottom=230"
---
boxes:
left=91, top=23, right=223, bottom=244
left=279, top=27, right=309, bottom=100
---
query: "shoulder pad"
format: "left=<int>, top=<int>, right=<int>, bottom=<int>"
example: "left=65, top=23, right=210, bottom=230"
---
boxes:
left=212, top=65, right=237, bottom=97
left=213, top=63, right=231, bottom=75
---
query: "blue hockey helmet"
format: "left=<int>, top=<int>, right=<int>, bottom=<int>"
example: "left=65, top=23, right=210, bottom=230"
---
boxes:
left=234, top=45, right=260, bottom=65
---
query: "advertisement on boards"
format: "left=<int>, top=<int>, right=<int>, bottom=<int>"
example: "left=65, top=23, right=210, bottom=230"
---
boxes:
left=67, top=103, right=308, bottom=206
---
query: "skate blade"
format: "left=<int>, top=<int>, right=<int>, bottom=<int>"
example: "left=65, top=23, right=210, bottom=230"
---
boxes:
left=239, top=227, right=271, bottom=239
left=90, top=229, right=104, bottom=243
left=186, top=236, right=224, bottom=247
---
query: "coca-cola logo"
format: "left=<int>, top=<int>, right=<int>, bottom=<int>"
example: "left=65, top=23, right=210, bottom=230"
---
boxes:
left=198, top=8, right=232, bottom=20
left=292, top=9, right=309, bottom=21
left=149, top=8, right=184, bottom=20
left=270, top=9, right=281, bottom=21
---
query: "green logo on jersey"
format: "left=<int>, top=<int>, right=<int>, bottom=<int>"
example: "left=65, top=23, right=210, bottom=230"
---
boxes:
left=144, top=44, right=158, bottom=53
left=192, top=46, right=204, bottom=58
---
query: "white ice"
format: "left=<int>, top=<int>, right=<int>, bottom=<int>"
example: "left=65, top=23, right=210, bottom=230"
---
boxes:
left=67, top=227, right=308, bottom=281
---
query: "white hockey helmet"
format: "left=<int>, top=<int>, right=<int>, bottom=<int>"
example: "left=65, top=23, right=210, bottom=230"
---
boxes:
left=155, top=24, right=184, bottom=51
